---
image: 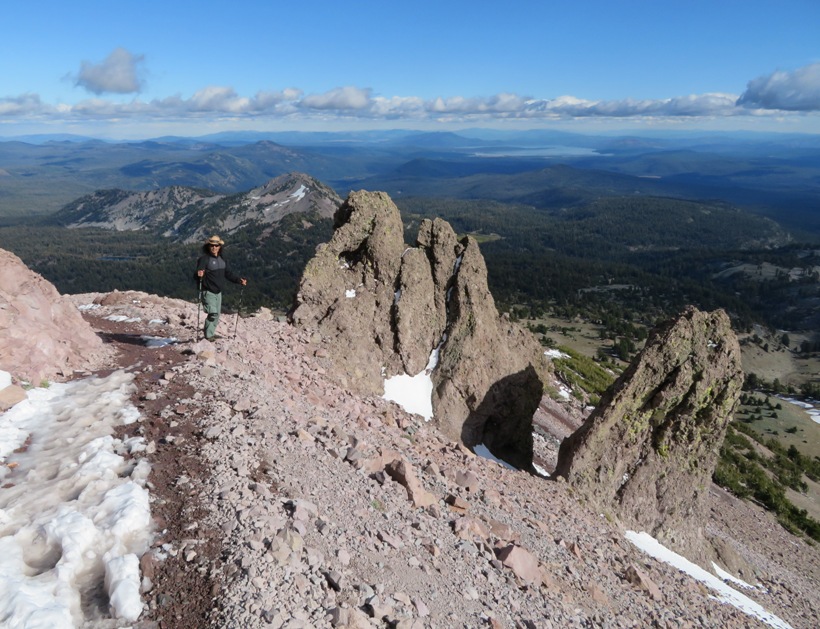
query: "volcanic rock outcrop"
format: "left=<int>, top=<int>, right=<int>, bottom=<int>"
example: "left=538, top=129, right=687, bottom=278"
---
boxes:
left=554, top=306, right=743, bottom=559
left=0, top=247, right=111, bottom=387
left=291, top=190, right=549, bottom=469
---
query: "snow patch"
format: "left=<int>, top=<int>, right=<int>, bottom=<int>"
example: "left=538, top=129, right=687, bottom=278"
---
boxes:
left=289, top=184, right=308, bottom=201
left=544, top=349, right=569, bottom=360
left=105, top=314, right=141, bottom=323
left=712, top=562, right=756, bottom=589
left=778, top=396, right=820, bottom=424
left=140, top=335, right=178, bottom=348
left=556, top=384, right=572, bottom=400
left=533, top=462, right=550, bottom=477
left=626, top=531, right=792, bottom=629
left=382, top=348, right=439, bottom=421
left=0, top=371, right=152, bottom=625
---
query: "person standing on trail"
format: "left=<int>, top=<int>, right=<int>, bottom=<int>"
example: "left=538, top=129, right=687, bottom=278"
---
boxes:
left=196, top=235, right=247, bottom=340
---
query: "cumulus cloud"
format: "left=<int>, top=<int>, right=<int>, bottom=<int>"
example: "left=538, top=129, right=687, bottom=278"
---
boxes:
left=4, top=66, right=818, bottom=129
left=517, top=93, right=739, bottom=119
left=370, top=95, right=425, bottom=117
left=300, top=87, right=372, bottom=110
left=49, top=87, right=303, bottom=120
left=187, top=86, right=250, bottom=112
left=0, top=93, right=50, bottom=116
left=737, top=62, right=820, bottom=111
left=428, top=93, right=530, bottom=114
left=75, top=48, right=145, bottom=95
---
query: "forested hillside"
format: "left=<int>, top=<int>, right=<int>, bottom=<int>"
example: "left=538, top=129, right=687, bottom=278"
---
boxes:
left=2, top=186, right=815, bottom=337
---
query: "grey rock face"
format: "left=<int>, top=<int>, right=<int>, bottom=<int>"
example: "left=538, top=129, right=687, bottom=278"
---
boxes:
left=290, top=190, right=406, bottom=394
left=554, top=306, right=744, bottom=559
left=431, top=239, right=547, bottom=470
left=291, top=190, right=549, bottom=468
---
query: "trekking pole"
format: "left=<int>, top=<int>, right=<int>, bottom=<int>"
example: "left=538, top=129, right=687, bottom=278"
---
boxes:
left=233, top=284, right=245, bottom=340
left=196, top=279, right=203, bottom=341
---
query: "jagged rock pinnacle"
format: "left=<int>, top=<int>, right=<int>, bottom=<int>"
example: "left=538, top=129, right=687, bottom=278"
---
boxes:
left=555, top=306, right=744, bottom=560
left=290, top=190, right=550, bottom=468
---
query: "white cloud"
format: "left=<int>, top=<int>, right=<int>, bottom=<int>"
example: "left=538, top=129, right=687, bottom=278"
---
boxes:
left=738, top=62, right=820, bottom=111
left=3, top=65, right=819, bottom=131
left=187, top=86, right=250, bottom=113
left=75, top=48, right=145, bottom=95
left=517, top=93, right=738, bottom=118
left=0, top=93, right=49, bottom=116
left=428, top=93, right=530, bottom=114
left=300, top=86, right=372, bottom=110
left=370, top=95, right=425, bottom=117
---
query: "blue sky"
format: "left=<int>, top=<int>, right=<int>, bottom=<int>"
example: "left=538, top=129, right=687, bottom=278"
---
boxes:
left=2, top=0, right=819, bottom=138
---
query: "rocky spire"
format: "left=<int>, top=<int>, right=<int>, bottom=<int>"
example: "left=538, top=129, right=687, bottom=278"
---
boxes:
left=290, top=190, right=550, bottom=469
left=554, top=306, right=744, bottom=560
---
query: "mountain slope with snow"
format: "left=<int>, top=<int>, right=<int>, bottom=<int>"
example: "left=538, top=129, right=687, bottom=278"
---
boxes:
left=2, top=286, right=818, bottom=628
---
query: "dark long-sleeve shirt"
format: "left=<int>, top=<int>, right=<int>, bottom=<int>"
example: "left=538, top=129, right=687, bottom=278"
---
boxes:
left=196, top=254, right=242, bottom=293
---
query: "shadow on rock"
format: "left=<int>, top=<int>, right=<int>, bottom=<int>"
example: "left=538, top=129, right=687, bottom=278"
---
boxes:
left=461, top=365, right=543, bottom=472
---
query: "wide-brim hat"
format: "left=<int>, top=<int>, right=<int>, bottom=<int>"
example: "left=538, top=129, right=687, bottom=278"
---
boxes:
left=206, top=235, right=225, bottom=246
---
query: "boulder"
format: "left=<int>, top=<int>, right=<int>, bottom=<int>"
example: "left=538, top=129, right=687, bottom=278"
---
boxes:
left=554, top=306, right=743, bottom=560
left=291, top=191, right=549, bottom=469
left=0, top=248, right=110, bottom=384
left=0, top=383, right=27, bottom=411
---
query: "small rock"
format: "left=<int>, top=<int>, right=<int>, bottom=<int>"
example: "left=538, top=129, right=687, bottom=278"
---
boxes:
left=445, top=494, right=469, bottom=513
left=455, top=469, right=480, bottom=492
left=496, top=544, right=542, bottom=585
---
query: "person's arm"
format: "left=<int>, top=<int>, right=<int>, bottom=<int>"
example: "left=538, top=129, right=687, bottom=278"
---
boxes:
left=195, top=255, right=207, bottom=279
left=224, top=260, right=247, bottom=285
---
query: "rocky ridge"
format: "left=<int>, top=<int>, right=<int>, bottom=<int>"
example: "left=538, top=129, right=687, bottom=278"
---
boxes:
left=0, top=247, right=112, bottom=395
left=291, top=191, right=550, bottom=470
left=53, top=172, right=341, bottom=244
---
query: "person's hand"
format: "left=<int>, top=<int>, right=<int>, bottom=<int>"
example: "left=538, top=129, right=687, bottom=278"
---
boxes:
left=197, top=270, right=204, bottom=278
left=240, top=278, right=248, bottom=286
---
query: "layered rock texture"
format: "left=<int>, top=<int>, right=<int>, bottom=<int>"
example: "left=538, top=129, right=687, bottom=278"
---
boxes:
left=0, top=247, right=111, bottom=387
left=291, top=190, right=549, bottom=469
left=555, top=306, right=743, bottom=559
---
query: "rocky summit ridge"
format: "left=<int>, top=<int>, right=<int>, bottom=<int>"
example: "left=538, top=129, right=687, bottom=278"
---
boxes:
left=290, top=190, right=550, bottom=471
left=1, top=221, right=819, bottom=628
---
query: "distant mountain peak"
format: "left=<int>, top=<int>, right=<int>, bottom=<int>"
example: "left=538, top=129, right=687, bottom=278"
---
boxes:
left=52, top=172, right=342, bottom=244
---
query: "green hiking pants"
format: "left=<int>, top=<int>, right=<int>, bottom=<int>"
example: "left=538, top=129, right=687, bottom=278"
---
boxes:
left=202, top=290, right=222, bottom=339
